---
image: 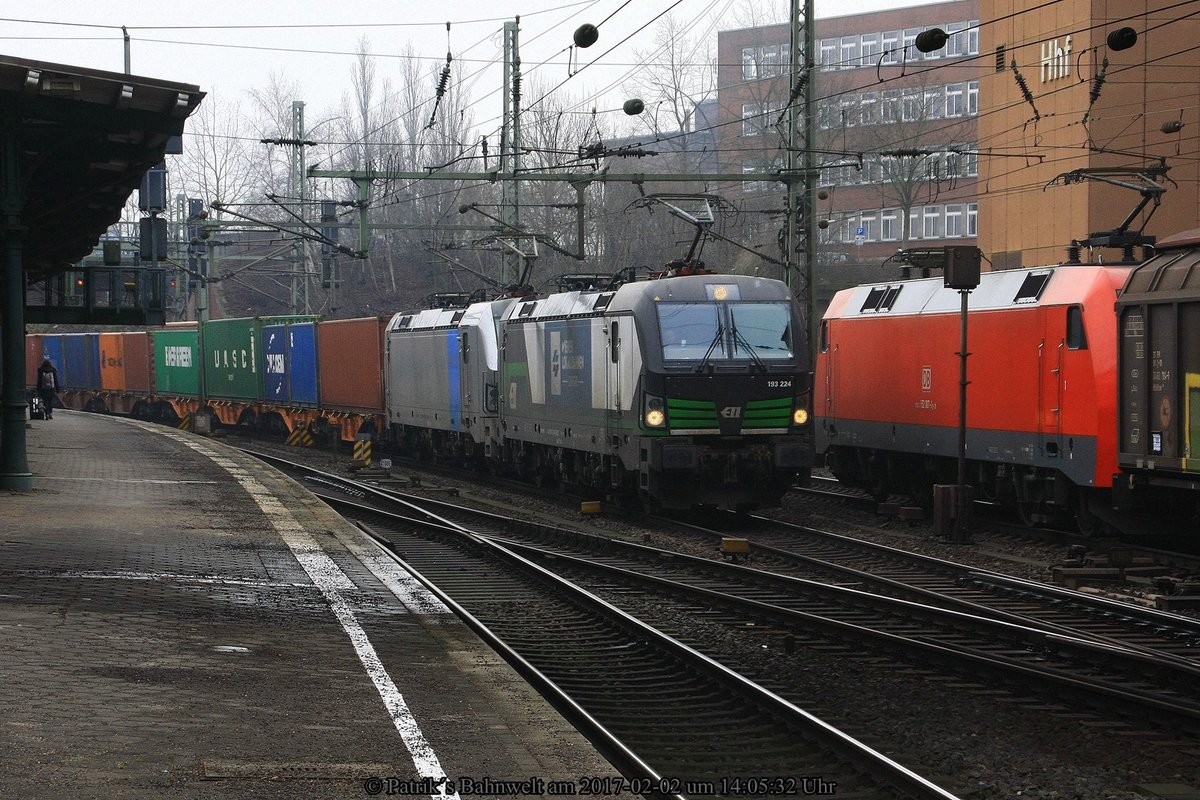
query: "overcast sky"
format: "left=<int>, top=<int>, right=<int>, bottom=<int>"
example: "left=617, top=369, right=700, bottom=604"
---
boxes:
left=2, top=0, right=952, bottom=135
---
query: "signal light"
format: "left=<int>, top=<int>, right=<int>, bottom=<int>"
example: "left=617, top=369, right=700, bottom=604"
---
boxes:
left=792, top=408, right=809, bottom=426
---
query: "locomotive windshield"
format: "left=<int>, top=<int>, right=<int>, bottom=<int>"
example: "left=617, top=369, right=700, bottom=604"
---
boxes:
left=658, top=301, right=793, bottom=362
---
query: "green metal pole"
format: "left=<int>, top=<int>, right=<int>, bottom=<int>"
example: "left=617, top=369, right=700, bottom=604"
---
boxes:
left=0, top=111, right=32, bottom=489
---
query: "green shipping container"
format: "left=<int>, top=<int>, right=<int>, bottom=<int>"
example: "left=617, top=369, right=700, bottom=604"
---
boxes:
left=202, top=316, right=317, bottom=402
left=153, top=329, right=201, bottom=396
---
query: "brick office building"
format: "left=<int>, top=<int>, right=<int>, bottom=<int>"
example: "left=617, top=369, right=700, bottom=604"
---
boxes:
left=715, top=0, right=981, bottom=280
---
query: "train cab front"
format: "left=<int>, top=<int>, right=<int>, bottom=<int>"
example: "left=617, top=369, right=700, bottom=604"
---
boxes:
left=637, top=279, right=814, bottom=511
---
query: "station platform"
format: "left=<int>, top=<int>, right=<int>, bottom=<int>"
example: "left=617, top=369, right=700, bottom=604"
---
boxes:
left=0, top=411, right=617, bottom=799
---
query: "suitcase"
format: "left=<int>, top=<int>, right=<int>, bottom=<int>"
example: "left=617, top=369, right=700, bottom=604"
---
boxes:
left=29, top=395, right=46, bottom=420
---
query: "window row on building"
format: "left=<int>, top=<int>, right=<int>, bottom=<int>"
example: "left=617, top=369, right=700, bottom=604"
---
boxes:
left=819, top=81, right=979, bottom=129
left=817, top=20, right=979, bottom=71
left=740, top=81, right=979, bottom=138
left=740, top=21, right=978, bottom=81
left=823, top=202, right=978, bottom=244
left=822, top=145, right=979, bottom=187
left=740, top=144, right=977, bottom=193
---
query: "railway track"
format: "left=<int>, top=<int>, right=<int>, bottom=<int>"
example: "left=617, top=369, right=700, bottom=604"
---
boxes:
left=663, top=508, right=1200, bottom=661
left=249, top=449, right=961, bottom=799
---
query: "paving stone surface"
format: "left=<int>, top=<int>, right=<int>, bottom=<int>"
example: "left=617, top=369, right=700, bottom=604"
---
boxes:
left=0, top=412, right=614, bottom=799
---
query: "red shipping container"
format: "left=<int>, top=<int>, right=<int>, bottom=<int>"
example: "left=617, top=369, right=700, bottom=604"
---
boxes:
left=317, top=317, right=387, bottom=413
left=25, top=334, right=42, bottom=389
left=122, top=332, right=151, bottom=394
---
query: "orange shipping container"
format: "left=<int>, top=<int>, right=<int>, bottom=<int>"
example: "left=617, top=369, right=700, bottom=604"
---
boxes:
left=317, top=317, right=387, bottom=413
left=99, top=333, right=126, bottom=391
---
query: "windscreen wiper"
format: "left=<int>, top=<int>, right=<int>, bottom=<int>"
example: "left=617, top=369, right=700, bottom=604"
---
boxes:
left=695, top=324, right=724, bottom=372
left=730, top=325, right=767, bottom=371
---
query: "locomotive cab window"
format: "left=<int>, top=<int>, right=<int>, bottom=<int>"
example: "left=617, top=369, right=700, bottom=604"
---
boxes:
left=658, top=301, right=793, bottom=362
left=1066, top=306, right=1087, bottom=349
left=730, top=304, right=793, bottom=359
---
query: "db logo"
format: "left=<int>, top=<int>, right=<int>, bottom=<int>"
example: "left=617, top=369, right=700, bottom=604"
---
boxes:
left=720, top=406, right=742, bottom=418
left=921, top=367, right=932, bottom=392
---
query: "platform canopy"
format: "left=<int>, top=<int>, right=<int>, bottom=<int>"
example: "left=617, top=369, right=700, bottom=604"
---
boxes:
left=0, top=54, right=204, bottom=276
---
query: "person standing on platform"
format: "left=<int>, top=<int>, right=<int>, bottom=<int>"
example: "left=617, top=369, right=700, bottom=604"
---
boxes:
left=37, top=359, right=59, bottom=419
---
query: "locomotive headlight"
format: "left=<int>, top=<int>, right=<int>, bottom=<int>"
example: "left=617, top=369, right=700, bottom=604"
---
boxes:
left=793, top=407, right=809, bottom=426
left=644, top=395, right=667, bottom=428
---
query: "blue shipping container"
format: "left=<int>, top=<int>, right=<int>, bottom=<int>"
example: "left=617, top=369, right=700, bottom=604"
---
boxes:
left=61, top=334, right=101, bottom=390
left=288, top=322, right=318, bottom=405
left=262, top=323, right=288, bottom=403
left=41, top=335, right=64, bottom=375
left=262, top=322, right=319, bottom=406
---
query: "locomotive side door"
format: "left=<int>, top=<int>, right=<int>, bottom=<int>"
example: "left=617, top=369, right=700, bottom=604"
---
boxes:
left=1037, top=307, right=1064, bottom=458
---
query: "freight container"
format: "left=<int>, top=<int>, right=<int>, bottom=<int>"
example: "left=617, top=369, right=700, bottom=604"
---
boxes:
left=40, top=335, right=64, bottom=380
left=61, top=333, right=101, bottom=390
left=203, top=316, right=317, bottom=403
left=262, top=320, right=318, bottom=406
left=24, top=334, right=41, bottom=389
left=99, top=333, right=127, bottom=391
left=122, top=332, right=151, bottom=394
left=317, top=317, right=387, bottom=412
left=153, top=327, right=201, bottom=397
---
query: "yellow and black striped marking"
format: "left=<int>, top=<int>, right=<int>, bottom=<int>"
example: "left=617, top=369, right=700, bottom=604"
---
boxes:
left=178, top=413, right=191, bottom=431
left=353, top=435, right=372, bottom=465
left=287, top=426, right=315, bottom=447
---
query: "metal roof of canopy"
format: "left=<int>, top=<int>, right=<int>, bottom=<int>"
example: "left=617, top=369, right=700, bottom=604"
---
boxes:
left=0, top=54, right=204, bottom=275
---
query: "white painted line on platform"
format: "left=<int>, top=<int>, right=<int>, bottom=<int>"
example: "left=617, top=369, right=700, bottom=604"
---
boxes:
left=164, top=432, right=459, bottom=800
left=331, top=528, right=454, bottom=616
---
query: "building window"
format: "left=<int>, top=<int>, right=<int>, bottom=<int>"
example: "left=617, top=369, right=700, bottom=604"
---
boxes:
left=742, top=104, right=759, bottom=136
left=924, top=87, right=943, bottom=119
left=742, top=47, right=758, bottom=80
left=909, top=208, right=922, bottom=239
left=947, top=22, right=968, bottom=57
left=902, top=88, right=921, bottom=121
left=967, top=80, right=979, bottom=115
left=761, top=45, right=781, bottom=77
left=860, top=33, right=880, bottom=67
left=964, top=150, right=978, bottom=177
left=841, top=95, right=858, bottom=127
left=742, top=166, right=761, bottom=193
left=923, top=206, right=942, bottom=239
left=840, top=36, right=858, bottom=69
left=945, top=83, right=965, bottom=117
left=860, top=92, right=879, bottom=126
left=902, top=28, right=919, bottom=58
left=967, top=21, right=980, bottom=55
left=967, top=203, right=978, bottom=236
left=860, top=212, right=877, bottom=241
left=945, top=204, right=963, bottom=237
left=817, top=102, right=835, bottom=130
left=881, top=209, right=898, bottom=241
left=881, top=30, right=900, bottom=65
left=742, top=102, right=781, bottom=136
left=881, top=90, right=900, bottom=123
left=819, top=38, right=837, bottom=68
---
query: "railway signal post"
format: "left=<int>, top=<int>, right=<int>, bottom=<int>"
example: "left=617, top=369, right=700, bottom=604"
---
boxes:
left=941, top=246, right=981, bottom=543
